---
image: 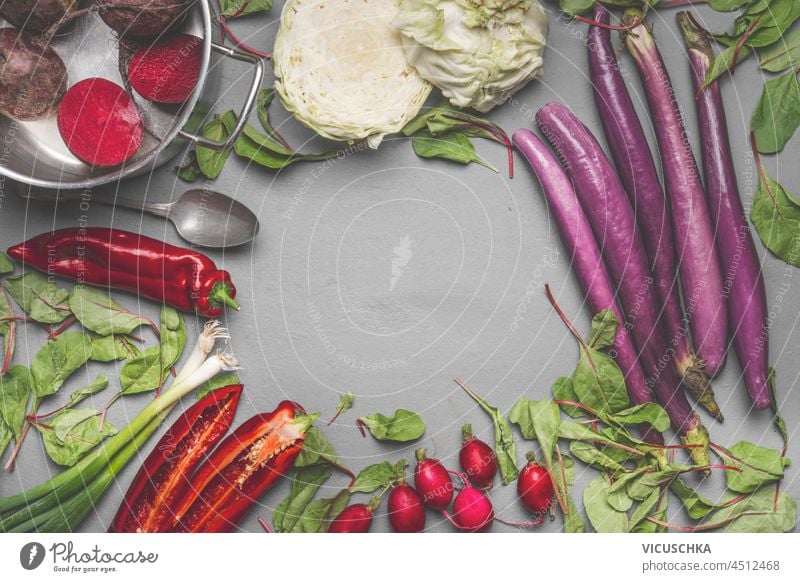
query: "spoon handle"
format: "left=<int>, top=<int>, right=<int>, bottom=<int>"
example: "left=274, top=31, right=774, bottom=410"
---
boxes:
left=112, top=196, right=173, bottom=219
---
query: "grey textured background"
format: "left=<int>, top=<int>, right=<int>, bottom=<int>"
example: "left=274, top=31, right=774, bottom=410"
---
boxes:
left=1, top=2, right=798, bottom=533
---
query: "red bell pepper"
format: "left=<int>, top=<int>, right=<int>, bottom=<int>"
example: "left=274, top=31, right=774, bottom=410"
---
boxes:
left=7, top=228, right=238, bottom=317
left=170, top=400, right=314, bottom=533
left=109, top=385, right=243, bottom=533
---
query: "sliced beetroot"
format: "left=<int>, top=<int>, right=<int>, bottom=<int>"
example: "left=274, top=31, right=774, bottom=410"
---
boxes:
left=100, top=0, right=189, bottom=38
left=128, top=33, right=202, bottom=104
left=0, top=27, right=68, bottom=121
left=57, top=78, right=143, bottom=167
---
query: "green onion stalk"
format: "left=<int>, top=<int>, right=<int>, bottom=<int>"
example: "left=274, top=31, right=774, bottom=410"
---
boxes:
left=0, top=323, right=237, bottom=533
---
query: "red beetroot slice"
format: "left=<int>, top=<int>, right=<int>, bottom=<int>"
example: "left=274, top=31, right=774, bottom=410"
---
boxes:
left=57, top=78, right=143, bottom=167
left=128, top=33, right=202, bottom=104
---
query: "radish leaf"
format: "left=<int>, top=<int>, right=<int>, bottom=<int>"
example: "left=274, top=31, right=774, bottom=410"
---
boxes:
left=750, top=168, right=800, bottom=266
left=351, top=459, right=407, bottom=493
left=358, top=409, right=425, bottom=442
left=69, top=286, right=151, bottom=336
left=751, top=69, right=800, bottom=153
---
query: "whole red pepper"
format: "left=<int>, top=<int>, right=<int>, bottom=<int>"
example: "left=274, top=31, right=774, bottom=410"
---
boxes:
left=170, top=401, right=315, bottom=533
left=7, top=227, right=238, bottom=317
left=109, top=385, right=243, bottom=533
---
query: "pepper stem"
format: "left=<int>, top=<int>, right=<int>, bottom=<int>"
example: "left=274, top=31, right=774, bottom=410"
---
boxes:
left=208, top=282, right=240, bottom=311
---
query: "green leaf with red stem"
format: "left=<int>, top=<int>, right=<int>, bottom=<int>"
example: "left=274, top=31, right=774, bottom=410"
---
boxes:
left=0, top=365, right=31, bottom=439
left=273, top=464, right=333, bottom=533
left=30, top=332, right=93, bottom=398
left=704, top=488, right=796, bottom=532
left=0, top=285, right=15, bottom=375
left=34, top=408, right=118, bottom=467
left=4, top=272, right=71, bottom=324
left=218, top=0, right=273, bottom=18
left=69, top=286, right=155, bottom=337
left=0, top=253, right=12, bottom=275
left=751, top=67, right=800, bottom=154
left=455, top=379, right=519, bottom=485
left=715, top=440, right=789, bottom=493
left=767, top=367, right=788, bottom=446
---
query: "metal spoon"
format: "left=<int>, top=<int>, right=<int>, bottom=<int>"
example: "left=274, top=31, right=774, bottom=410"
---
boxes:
left=19, top=187, right=260, bottom=248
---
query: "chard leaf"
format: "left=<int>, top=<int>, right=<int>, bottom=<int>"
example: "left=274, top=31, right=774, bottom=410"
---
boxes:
left=120, top=347, right=162, bottom=395
left=670, top=477, right=718, bottom=519
left=37, top=408, right=117, bottom=467
left=569, top=441, right=627, bottom=473
left=195, top=372, right=242, bottom=401
left=627, top=487, right=664, bottom=532
left=299, top=490, right=351, bottom=533
left=296, top=426, right=342, bottom=468
left=0, top=287, right=14, bottom=371
left=65, top=374, right=109, bottom=408
left=552, top=450, right=585, bottom=533
left=759, top=27, right=800, bottom=71
left=705, top=488, right=796, bottom=532
left=358, top=409, right=425, bottom=442
left=196, top=112, right=238, bottom=179
left=572, top=347, right=629, bottom=413
left=273, top=465, right=333, bottom=533
left=330, top=390, right=354, bottom=422
left=587, top=309, right=618, bottom=350
left=4, top=272, right=71, bottom=324
left=68, top=286, right=151, bottom=336
left=552, top=376, right=586, bottom=418
left=751, top=69, right=800, bottom=153
left=607, top=403, right=670, bottom=433
left=159, top=306, right=186, bottom=377
left=0, top=365, right=31, bottom=438
left=459, top=385, right=518, bottom=485
left=351, top=459, right=407, bottom=494
left=583, top=473, right=629, bottom=533
left=0, top=253, right=12, bottom=274
left=30, top=333, right=92, bottom=398
left=702, top=44, right=753, bottom=90
left=0, top=420, right=11, bottom=456
left=177, top=150, right=203, bottom=182
left=768, top=367, right=788, bottom=444
left=750, top=168, right=800, bottom=266
left=219, top=0, right=273, bottom=18
left=90, top=335, right=139, bottom=363
left=722, top=441, right=789, bottom=493
left=411, top=131, right=496, bottom=171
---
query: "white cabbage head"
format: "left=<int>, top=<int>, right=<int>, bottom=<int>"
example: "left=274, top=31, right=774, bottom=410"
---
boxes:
left=273, top=0, right=433, bottom=148
left=393, top=0, right=549, bottom=112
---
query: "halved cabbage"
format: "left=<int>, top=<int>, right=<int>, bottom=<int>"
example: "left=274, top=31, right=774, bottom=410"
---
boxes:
left=393, top=0, right=549, bottom=113
left=273, top=0, right=433, bottom=148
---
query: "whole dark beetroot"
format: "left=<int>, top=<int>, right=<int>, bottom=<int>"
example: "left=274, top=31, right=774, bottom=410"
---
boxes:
left=99, top=0, right=189, bottom=38
left=413, top=448, right=453, bottom=510
left=0, top=27, right=67, bottom=120
left=458, top=424, right=497, bottom=488
left=387, top=482, right=426, bottom=533
left=0, top=0, right=76, bottom=32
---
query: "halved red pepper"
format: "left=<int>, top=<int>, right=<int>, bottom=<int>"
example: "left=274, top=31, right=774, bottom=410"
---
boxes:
left=170, top=400, right=314, bottom=533
left=109, top=385, right=243, bottom=533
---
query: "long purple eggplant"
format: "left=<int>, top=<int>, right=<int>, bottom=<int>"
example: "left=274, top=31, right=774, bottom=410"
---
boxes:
left=623, top=9, right=729, bottom=378
left=535, top=103, right=708, bottom=464
left=679, top=13, right=770, bottom=410
left=588, top=6, right=720, bottom=419
left=512, top=128, right=663, bottom=444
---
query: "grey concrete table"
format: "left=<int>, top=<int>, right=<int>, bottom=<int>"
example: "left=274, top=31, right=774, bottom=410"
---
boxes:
left=1, top=3, right=798, bottom=533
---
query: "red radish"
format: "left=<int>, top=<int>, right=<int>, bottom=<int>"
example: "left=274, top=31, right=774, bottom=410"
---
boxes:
left=57, top=78, right=143, bottom=167
left=387, top=482, right=426, bottom=533
left=459, top=424, right=497, bottom=488
left=517, top=453, right=554, bottom=515
left=448, top=486, right=494, bottom=532
left=413, top=448, right=453, bottom=510
left=328, top=502, right=375, bottom=533
left=128, top=33, right=202, bottom=104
